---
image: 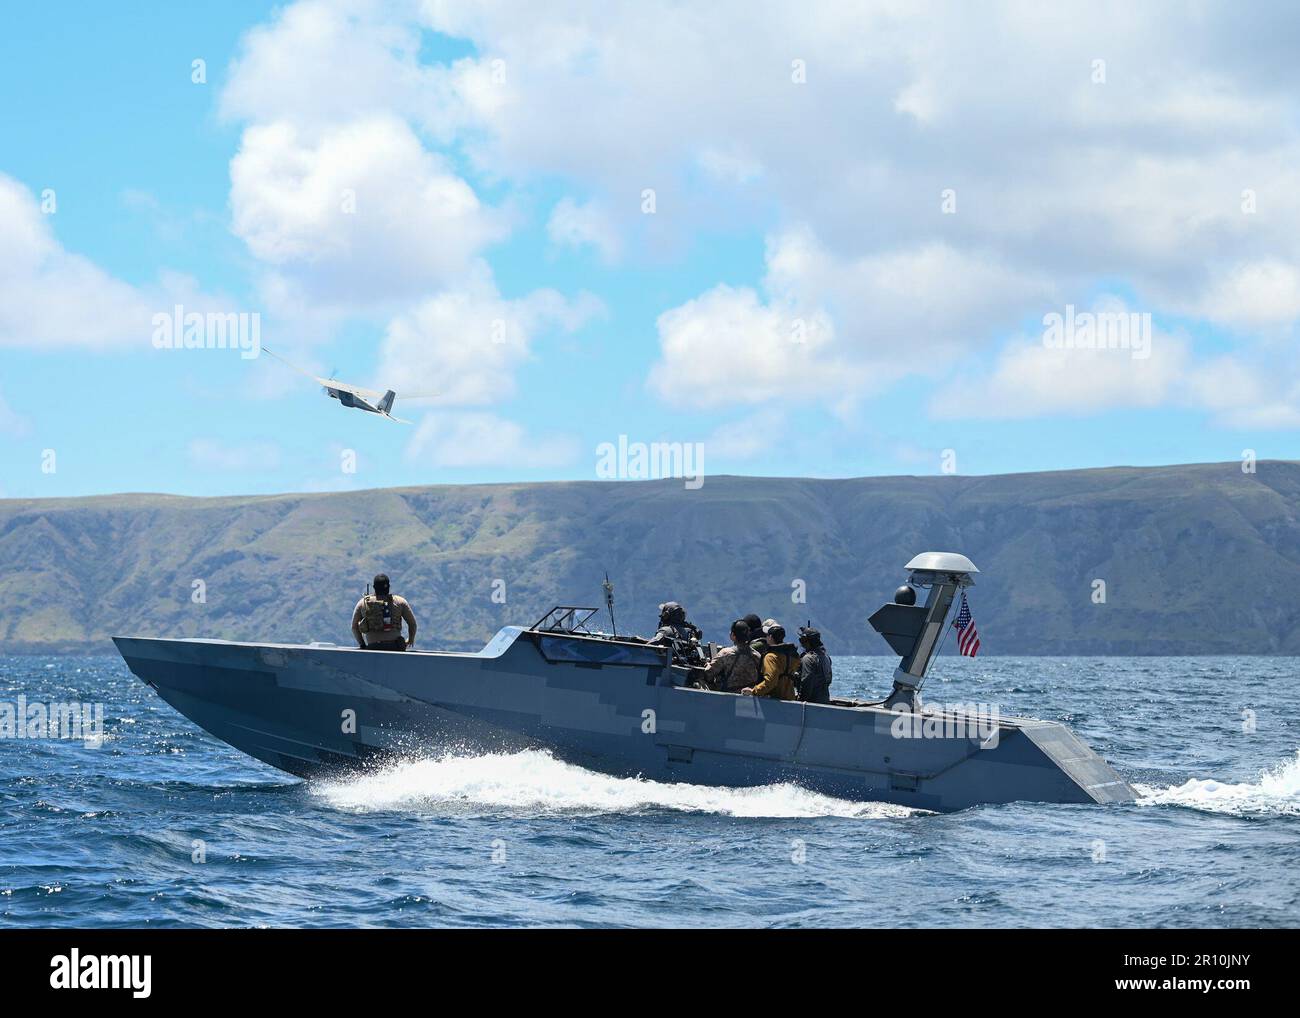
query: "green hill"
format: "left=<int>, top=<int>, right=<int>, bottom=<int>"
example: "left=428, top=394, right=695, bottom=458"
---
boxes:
left=2, top=462, right=1298, bottom=655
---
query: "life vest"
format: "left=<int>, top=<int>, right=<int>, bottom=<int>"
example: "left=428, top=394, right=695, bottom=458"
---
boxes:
left=361, top=594, right=399, bottom=635
left=760, top=644, right=800, bottom=700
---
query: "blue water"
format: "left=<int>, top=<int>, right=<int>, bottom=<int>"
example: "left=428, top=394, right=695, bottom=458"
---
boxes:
left=2, top=654, right=1298, bottom=928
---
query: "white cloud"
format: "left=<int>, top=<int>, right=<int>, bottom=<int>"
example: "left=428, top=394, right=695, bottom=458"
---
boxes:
left=223, top=0, right=1300, bottom=427
left=931, top=298, right=1300, bottom=429
left=405, top=411, right=580, bottom=468
left=1183, top=356, right=1300, bottom=429
left=932, top=338, right=1189, bottom=420
left=697, top=147, right=763, bottom=185
left=649, top=283, right=837, bottom=408
left=0, top=175, right=233, bottom=351
left=373, top=265, right=602, bottom=405
left=1183, top=260, right=1300, bottom=330
left=219, top=0, right=600, bottom=376
left=230, top=116, right=507, bottom=307
left=220, top=0, right=439, bottom=130
left=652, top=228, right=1053, bottom=412
left=0, top=175, right=155, bottom=349
left=546, top=197, right=621, bottom=263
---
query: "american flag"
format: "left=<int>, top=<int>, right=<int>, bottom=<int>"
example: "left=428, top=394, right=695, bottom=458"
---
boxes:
left=953, top=592, right=981, bottom=657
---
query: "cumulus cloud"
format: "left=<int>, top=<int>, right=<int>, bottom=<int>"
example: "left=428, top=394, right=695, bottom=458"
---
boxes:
left=930, top=297, right=1300, bottom=429
left=405, top=411, right=580, bottom=468
left=649, top=283, right=836, bottom=408
left=219, top=0, right=599, bottom=382
left=222, top=0, right=1300, bottom=428
left=0, top=175, right=234, bottom=351
left=230, top=116, right=507, bottom=307
left=651, top=228, right=1054, bottom=411
left=0, top=175, right=156, bottom=349
left=1183, top=356, right=1300, bottom=429
left=1181, top=260, right=1300, bottom=330
left=220, top=0, right=439, bottom=129
left=931, top=339, right=1189, bottom=420
left=546, top=197, right=621, bottom=263
left=372, top=265, right=602, bottom=404
left=411, top=1, right=1300, bottom=421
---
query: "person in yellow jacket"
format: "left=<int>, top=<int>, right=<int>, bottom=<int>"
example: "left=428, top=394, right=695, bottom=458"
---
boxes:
left=741, top=620, right=798, bottom=700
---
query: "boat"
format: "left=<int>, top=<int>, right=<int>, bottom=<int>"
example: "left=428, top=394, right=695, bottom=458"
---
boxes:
left=113, top=552, right=1137, bottom=812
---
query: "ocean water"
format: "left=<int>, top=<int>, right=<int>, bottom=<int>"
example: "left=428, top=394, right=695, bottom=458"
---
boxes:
left=1, top=654, right=1297, bottom=928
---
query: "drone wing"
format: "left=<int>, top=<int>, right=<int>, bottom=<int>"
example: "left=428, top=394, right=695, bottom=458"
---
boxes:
left=324, top=378, right=386, bottom=399
left=261, top=346, right=330, bottom=386
left=264, top=348, right=425, bottom=403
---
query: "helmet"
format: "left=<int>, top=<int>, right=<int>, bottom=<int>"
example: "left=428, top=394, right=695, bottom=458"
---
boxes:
left=798, top=626, right=823, bottom=648
left=373, top=573, right=391, bottom=596
left=658, top=601, right=686, bottom=625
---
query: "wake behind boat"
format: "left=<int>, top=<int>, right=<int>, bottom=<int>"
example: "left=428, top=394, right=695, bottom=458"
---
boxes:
left=113, top=552, right=1137, bottom=813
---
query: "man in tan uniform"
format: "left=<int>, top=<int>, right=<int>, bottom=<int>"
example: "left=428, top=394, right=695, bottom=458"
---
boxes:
left=351, top=573, right=418, bottom=651
left=703, top=619, right=760, bottom=692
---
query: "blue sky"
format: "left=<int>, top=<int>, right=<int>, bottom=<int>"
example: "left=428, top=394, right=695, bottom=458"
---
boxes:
left=1, top=1, right=1297, bottom=499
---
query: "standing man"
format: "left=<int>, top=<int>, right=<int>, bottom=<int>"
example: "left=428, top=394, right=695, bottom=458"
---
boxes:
left=352, top=573, right=417, bottom=652
left=703, top=619, right=761, bottom=692
left=741, top=619, right=799, bottom=700
left=796, top=626, right=833, bottom=704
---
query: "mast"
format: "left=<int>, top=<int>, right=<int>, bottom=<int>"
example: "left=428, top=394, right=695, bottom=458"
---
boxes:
left=602, top=572, right=618, bottom=637
left=868, top=552, right=979, bottom=710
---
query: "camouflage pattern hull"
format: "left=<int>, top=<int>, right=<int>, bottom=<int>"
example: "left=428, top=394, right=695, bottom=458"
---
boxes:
left=113, top=629, right=1137, bottom=813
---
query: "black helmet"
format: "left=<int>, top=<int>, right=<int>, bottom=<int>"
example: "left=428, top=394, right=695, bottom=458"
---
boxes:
left=373, top=573, right=390, bottom=596
left=658, top=601, right=686, bottom=624
left=798, top=626, right=823, bottom=648
left=742, top=613, right=762, bottom=634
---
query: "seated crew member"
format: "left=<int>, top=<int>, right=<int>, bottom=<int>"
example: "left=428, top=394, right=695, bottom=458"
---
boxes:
left=351, top=573, right=417, bottom=652
left=796, top=626, right=833, bottom=704
left=741, top=620, right=798, bottom=700
left=648, top=601, right=704, bottom=667
left=702, top=619, right=760, bottom=693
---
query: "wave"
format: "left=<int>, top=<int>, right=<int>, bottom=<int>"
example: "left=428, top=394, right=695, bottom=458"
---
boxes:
left=310, top=749, right=917, bottom=819
left=1137, top=750, right=1300, bottom=817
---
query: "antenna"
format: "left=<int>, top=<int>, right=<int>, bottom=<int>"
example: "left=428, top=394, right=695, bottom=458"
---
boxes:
left=602, top=572, right=618, bottom=638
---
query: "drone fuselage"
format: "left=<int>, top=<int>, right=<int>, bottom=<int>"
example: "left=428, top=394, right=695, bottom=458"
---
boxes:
left=327, top=387, right=380, bottom=414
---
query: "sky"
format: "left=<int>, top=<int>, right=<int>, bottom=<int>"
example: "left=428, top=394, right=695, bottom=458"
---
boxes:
left=1, top=0, right=1297, bottom=499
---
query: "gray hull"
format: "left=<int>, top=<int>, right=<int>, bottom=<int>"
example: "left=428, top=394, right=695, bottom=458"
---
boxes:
left=113, top=629, right=1136, bottom=813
